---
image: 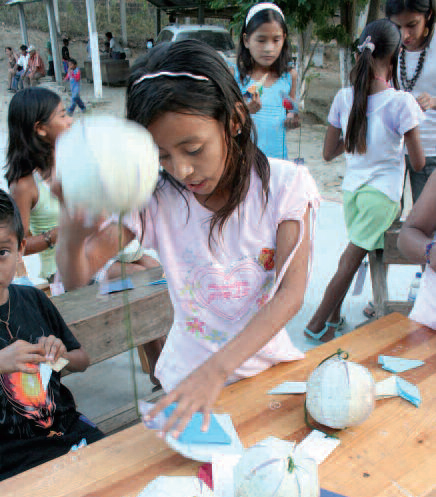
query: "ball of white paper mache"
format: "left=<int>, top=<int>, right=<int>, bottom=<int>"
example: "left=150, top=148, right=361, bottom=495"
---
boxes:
left=306, top=355, right=375, bottom=430
left=234, top=437, right=319, bottom=497
left=55, top=116, right=159, bottom=215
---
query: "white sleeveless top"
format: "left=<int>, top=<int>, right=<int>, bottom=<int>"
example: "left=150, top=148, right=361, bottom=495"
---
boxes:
left=123, top=160, right=320, bottom=392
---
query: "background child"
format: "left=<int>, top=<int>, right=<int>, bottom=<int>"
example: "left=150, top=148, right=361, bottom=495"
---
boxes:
left=64, top=58, right=86, bottom=115
left=398, top=170, right=436, bottom=330
left=0, top=190, right=104, bottom=481
left=62, top=39, right=70, bottom=75
left=55, top=40, right=320, bottom=437
left=6, top=88, right=72, bottom=283
left=387, top=0, right=436, bottom=203
left=304, top=19, right=425, bottom=342
left=234, top=2, right=299, bottom=160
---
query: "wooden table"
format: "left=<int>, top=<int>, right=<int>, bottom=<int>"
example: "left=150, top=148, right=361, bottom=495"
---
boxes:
left=1, top=313, right=435, bottom=497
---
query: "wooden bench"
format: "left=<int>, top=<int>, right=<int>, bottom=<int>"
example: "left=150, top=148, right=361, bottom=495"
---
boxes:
left=51, top=267, right=173, bottom=434
left=368, top=220, right=415, bottom=319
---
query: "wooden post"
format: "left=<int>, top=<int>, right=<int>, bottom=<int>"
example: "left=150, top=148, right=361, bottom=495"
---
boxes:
left=17, top=4, right=29, bottom=47
left=120, top=0, right=127, bottom=46
left=156, top=8, right=161, bottom=37
left=44, top=0, right=62, bottom=83
left=85, top=0, right=103, bottom=99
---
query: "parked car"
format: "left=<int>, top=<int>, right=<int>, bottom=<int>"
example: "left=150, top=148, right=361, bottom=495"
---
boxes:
left=155, top=24, right=236, bottom=65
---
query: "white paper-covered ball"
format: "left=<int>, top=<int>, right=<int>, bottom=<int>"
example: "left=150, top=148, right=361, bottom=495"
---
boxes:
left=55, top=116, right=159, bottom=215
left=234, top=437, right=319, bottom=497
left=306, top=355, right=375, bottom=429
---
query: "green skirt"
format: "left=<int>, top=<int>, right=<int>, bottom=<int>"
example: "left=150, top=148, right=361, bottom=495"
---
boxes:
left=343, top=185, right=400, bottom=251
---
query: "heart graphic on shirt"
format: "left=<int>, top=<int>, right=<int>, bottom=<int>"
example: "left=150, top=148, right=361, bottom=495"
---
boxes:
left=191, top=261, right=265, bottom=321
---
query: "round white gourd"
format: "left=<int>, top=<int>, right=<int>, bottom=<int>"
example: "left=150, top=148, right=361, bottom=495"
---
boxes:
left=55, top=116, right=159, bottom=215
left=306, top=355, right=375, bottom=429
left=234, top=437, right=319, bottom=497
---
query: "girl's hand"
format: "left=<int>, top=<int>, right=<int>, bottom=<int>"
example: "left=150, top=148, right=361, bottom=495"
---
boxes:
left=0, top=340, right=46, bottom=374
left=246, top=92, right=262, bottom=114
left=429, top=242, right=436, bottom=272
left=416, top=93, right=435, bottom=111
left=38, top=335, right=67, bottom=363
left=284, top=113, right=300, bottom=130
left=143, top=361, right=227, bottom=439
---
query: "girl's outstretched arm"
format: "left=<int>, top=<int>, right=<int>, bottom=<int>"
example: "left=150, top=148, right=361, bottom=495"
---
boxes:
left=146, top=208, right=311, bottom=438
left=404, top=127, right=425, bottom=172
left=398, top=170, right=436, bottom=270
left=323, top=124, right=344, bottom=161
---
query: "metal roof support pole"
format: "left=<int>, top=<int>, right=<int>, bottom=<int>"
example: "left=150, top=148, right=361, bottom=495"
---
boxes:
left=120, top=0, right=127, bottom=46
left=44, top=0, right=63, bottom=82
left=53, top=0, right=61, bottom=35
left=17, top=4, right=29, bottom=46
left=85, top=0, right=103, bottom=98
left=156, top=7, right=161, bottom=37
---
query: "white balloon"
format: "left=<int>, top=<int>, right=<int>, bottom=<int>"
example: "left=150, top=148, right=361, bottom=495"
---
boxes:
left=234, top=437, right=319, bottom=497
left=306, top=356, right=375, bottom=430
left=56, top=116, right=159, bottom=215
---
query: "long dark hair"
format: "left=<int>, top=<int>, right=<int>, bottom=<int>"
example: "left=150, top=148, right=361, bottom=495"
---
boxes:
left=386, top=0, right=435, bottom=43
left=127, top=40, right=269, bottom=244
left=345, top=19, right=401, bottom=154
left=237, top=8, right=291, bottom=84
left=5, top=88, right=60, bottom=186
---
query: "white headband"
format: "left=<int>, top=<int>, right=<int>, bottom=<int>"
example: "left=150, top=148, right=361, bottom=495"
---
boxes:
left=133, top=71, right=210, bottom=87
left=357, top=36, right=376, bottom=54
left=246, top=2, right=285, bottom=26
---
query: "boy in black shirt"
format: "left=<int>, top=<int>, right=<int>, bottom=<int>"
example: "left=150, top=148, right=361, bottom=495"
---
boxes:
left=0, top=190, right=104, bottom=481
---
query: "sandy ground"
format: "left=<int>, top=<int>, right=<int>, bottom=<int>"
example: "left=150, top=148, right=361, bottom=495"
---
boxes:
left=0, top=25, right=346, bottom=201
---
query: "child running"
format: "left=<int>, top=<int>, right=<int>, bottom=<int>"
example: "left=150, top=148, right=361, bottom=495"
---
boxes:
left=234, top=2, right=299, bottom=160
left=64, top=58, right=86, bottom=115
left=304, top=19, right=425, bottom=342
left=55, top=40, right=320, bottom=437
left=0, top=190, right=104, bottom=481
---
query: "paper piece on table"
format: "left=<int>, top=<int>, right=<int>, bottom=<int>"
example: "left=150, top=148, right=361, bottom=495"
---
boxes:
left=50, top=282, right=65, bottom=297
left=378, top=355, right=425, bottom=373
left=212, top=453, right=242, bottom=497
left=397, top=377, right=421, bottom=407
left=39, top=363, right=52, bottom=392
left=99, top=278, right=134, bottom=295
left=375, top=375, right=398, bottom=398
left=137, top=476, right=214, bottom=497
left=48, top=357, right=69, bottom=372
left=268, top=381, right=307, bottom=395
left=321, top=490, right=349, bottom=497
left=375, top=376, right=421, bottom=407
left=297, top=430, right=341, bottom=465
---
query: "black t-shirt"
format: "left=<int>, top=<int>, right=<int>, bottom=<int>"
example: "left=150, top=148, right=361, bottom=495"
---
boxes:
left=0, top=284, right=80, bottom=441
left=62, top=46, right=69, bottom=61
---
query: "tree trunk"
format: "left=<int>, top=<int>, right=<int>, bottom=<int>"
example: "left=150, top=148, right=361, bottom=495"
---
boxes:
left=296, top=20, right=314, bottom=110
left=339, top=0, right=357, bottom=87
left=366, top=0, right=382, bottom=24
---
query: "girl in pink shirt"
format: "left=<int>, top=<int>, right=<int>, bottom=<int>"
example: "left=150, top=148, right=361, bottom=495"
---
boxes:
left=55, top=40, right=320, bottom=437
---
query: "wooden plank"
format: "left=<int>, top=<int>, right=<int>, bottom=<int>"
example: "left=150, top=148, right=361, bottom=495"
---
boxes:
left=53, top=267, right=173, bottom=367
left=2, top=314, right=435, bottom=497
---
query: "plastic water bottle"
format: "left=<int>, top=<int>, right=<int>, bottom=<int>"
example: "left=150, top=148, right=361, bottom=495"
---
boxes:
left=408, top=272, right=422, bottom=302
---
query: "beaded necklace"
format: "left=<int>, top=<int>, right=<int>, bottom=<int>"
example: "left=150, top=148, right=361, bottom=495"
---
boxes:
left=400, top=45, right=427, bottom=92
left=0, top=298, right=14, bottom=342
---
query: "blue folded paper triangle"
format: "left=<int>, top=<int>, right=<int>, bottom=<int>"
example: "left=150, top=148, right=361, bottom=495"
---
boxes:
left=396, top=377, right=422, bottom=408
left=163, top=404, right=232, bottom=445
left=378, top=355, right=425, bottom=373
left=321, top=490, right=348, bottom=497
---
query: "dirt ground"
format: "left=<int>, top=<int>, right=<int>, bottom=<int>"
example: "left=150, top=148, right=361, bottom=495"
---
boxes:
left=0, top=25, right=345, bottom=201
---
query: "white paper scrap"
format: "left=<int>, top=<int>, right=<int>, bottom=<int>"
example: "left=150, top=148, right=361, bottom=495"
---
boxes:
left=212, top=453, right=242, bottom=497
left=297, top=430, right=341, bottom=465
left=48, top=357, right=69, bottom=372
left=375, top=376, right=399, bottom=398
left=268, top=381, right=307, bottom=395
left=137, top=476, right=213, bottom=497
left=39, top=363, right=52, bottom=392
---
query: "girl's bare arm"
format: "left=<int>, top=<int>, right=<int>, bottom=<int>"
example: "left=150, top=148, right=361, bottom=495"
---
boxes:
left=323, top=125, right=344, bottom=161
left=404, top=127, right=425, bottom=172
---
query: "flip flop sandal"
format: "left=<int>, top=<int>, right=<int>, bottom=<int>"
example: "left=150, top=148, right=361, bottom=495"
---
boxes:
left=304, top=317, right=346, bottom=342
left=363, top=302, right=375, bottom=319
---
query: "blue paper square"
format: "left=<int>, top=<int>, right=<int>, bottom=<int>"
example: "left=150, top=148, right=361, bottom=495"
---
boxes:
left=396, top=377, right=422, bottom=408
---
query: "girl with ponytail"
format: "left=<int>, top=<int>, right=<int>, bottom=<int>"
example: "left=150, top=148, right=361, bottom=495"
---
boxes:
left=304, top=19, right=425, bottom=342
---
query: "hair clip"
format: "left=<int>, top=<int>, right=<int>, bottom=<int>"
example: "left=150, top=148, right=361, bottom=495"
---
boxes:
left=133, top=71, right=210, bottom=87
left=357, top=36, right=376, bottom=54
left=246, top=2, right=285, bottom=26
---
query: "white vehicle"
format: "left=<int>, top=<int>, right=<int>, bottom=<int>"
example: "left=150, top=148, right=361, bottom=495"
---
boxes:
left=155, top=24, right=236, bottom=65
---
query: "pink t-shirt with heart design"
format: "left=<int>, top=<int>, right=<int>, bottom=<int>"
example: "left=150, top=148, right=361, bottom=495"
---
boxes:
left=123, top=159, right=320, bottom=392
